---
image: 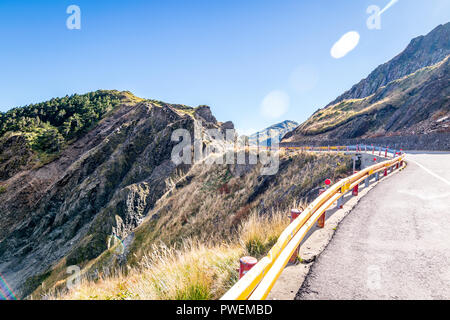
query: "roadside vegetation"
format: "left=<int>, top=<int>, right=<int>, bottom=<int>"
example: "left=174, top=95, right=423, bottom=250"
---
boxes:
left=37, top=151, right=352, bottom=300
left=47, top=208, right=290, bottom=300
left=0, top=90, right=149, bottom=163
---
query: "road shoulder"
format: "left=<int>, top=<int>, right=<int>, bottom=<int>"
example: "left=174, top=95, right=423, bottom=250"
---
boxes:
left=267, top=163, right=406, bottom=300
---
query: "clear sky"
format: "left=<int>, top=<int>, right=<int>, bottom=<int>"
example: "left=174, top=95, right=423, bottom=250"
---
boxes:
left=0, top=0, right=449, bottom=133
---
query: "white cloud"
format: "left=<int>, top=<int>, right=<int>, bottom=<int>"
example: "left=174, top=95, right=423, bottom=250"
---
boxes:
left=260, top=90, right=290, bottom=119
left=330, top=31, right=360, bottom=59
left=289, top=65, right=319, bottom=94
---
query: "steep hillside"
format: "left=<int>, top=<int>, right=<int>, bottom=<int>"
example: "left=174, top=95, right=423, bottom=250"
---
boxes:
left=35, top=151, right=352, bottom=300
left=249, top=120, right=298, bottom=146
left=0, top=91, right=232, bottom=298
left=283, top=23, right=450, bottom=149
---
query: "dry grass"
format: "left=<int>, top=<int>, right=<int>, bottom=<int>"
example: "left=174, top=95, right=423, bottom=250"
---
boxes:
left=50, top=240, right=242, bottom=300
left=50, top=203, right=305, bottom=300
left=41, top=151, right=351, bottom=300
left=131, top=151, right=349, bottom=255
left=240, top=208, right=293, bottom=258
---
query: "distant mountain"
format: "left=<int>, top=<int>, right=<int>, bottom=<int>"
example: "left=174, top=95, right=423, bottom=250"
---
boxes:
left=249, top=120, right=298, bottom=146
left=327, top=22, right=450, bottom=107
left=283, top=23, right=450, bottom=150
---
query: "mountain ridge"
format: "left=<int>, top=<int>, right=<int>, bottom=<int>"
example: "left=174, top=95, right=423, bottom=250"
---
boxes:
left=326, top=22, right=450, bottom=107
left=283, top=22, right=450, bottom=149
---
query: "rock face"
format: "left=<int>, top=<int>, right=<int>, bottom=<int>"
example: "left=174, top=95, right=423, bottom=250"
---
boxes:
left=194, top=105, right=218, bottom=124
left=283, top=23, right=450, bottom=149
left=0, top=97, right=232, bottom=298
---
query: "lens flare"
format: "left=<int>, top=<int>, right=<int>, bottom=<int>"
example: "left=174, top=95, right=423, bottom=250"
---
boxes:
left=330, top=31, right=360, bottom=59
left=0, top=273, right=17, bottom=300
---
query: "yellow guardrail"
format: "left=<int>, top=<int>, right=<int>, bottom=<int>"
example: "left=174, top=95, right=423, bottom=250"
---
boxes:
left=221, top=153, right=405, bottom=300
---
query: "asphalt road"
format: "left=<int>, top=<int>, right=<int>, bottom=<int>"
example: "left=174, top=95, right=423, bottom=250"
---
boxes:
left=296, top=153, right=450, bottom=300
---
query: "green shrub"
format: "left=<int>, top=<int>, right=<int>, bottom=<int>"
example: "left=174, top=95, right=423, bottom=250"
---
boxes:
left=33, top=127, right=65, bottom=153
left=0, top=90, right=122, bottom=154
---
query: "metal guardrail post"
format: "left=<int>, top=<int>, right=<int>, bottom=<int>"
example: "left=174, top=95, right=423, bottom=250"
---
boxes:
left=317, top=212, right=325, bottom=228
left=336, top=196, right=343, bottom=209
left=317, top=189, right=326, bottom=228
left=288, top=209, right=302, bottom=263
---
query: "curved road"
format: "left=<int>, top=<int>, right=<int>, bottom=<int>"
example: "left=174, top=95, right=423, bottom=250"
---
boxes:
left=296, top=153, right=450, bottom=300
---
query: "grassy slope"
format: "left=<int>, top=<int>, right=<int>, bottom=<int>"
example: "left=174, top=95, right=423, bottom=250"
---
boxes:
left=49, top=213, right=288, bottom=300
left=129, top=151, right=351, bottom=263
left=36, top=151, right=352, bottom=300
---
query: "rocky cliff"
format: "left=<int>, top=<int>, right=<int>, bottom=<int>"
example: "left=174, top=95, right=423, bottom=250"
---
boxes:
left=0, top=92, right=232, bottom=298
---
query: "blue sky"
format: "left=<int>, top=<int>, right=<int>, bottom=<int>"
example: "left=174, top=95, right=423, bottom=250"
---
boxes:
left=0, top=0, right=449, bottom=133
